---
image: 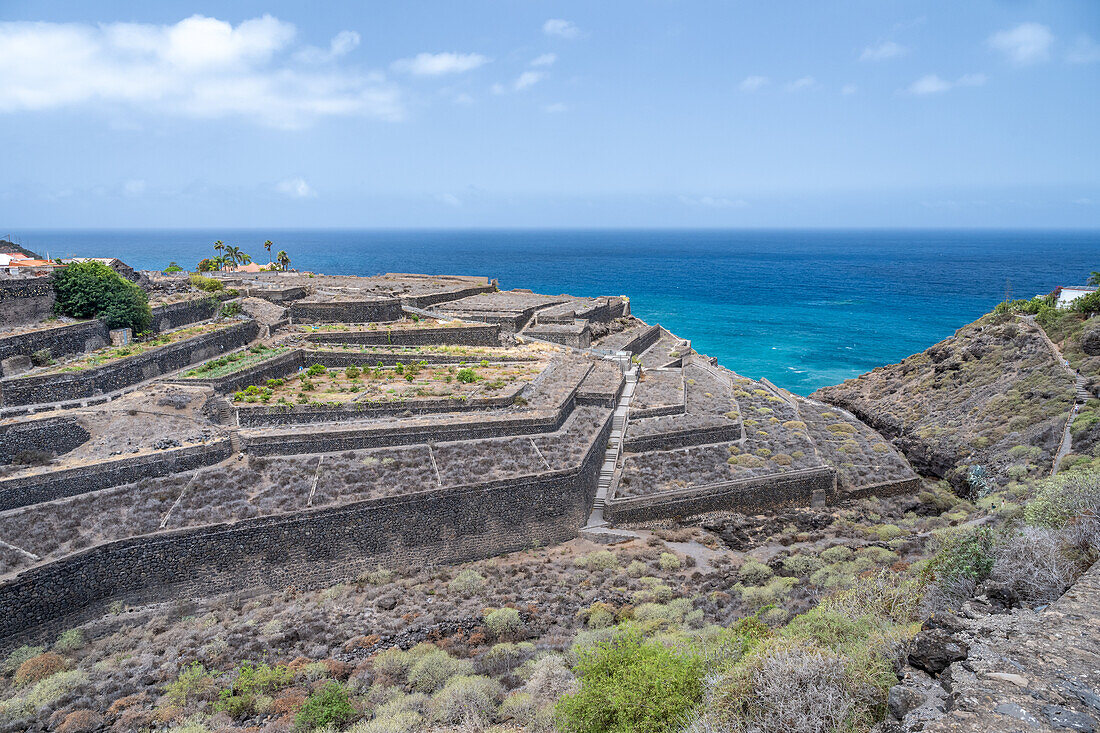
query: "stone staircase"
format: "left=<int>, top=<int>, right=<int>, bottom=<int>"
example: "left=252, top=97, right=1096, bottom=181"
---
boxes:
left=1075, top=375, right=1092, bottom=403
left=583, top=365, right=638, bottom=540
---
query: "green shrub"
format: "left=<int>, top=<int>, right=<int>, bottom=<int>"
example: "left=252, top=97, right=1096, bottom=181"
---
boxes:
left=457, top=367, right=478, bottom=383
left=296, top=681, right=357, bottom=730
left=1025, top=470, right=1100, bottom=531
left=306, top=363, right=327, bottom=377
left=659, top=552, right=681, bottom=570
left=449, top=569, right=486, bottom=594
left=738, top=560, right=773, bottom=586
left=189, top=272, right=223, bottom=291
left=577, top=550, right=619, bottom=571
left=820, top=545, right=853, bottom=563
left=485, top=607, right=524, bottom=639
left=25, top=669, right=88, bottom=710
left=166, top=662, right=214, bottom=706
left=220, top=301, right=242, bottom=317
left=432, top=674, right=504, bottom=725
left=782, top=554, right=824, bottom=577
left=923, top=526, right=996, bottom=582
left=407, top=645, right=473, bottom=693
left=557, top=632, right=705, bottom=733
left=345, top=365, right=361, bottom=379
left=626, top=560, right=648, bottom=578
left=51, top=629, right=84, bottom=653
left=55, top=261, right=151, bottom=332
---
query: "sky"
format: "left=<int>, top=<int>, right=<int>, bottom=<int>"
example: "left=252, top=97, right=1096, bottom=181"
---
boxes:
left=1, top=0, right=1098, bottom=229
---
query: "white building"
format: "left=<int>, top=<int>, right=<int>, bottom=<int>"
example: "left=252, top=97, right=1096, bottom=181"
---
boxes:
left=1055, top=286, right=1098, bottom=309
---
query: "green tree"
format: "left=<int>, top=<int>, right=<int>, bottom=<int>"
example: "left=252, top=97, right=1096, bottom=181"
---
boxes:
left=276, top=250, right=290, bottom=271
left=1087, top=271, right=1100, bottom=287
left=53, top=261, right=152, bottom=332
left=556, top=632, right=705, bottom=733
left=264, top=239, right=273, bottom=252
left=296, top=682, right=357, bottom=729
left=196, top=258, right=217, bottom=272
left=163, top=261, right=183, bottom=273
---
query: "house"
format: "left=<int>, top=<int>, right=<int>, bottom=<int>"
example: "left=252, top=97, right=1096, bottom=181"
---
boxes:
left=1054, top=286, right=1097, bottom=309
left=223, top=262, right=275, bottom=273
left=0, top=253, right=62, bottom=277
left=60, top=257, right=139, bottom=282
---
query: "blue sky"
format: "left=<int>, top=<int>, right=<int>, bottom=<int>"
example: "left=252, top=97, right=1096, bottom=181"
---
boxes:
left=1, top=1, right=1098, bottom=228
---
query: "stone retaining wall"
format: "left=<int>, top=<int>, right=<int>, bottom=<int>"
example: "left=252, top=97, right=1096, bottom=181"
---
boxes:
left=149, top=298, right=219, bottom=332
left=605, top=466, right=837, bottom=523
left=245, top=403, right=575, bottom=455
left=622, top=423, right=742, bottom=453
left=526, top=322, right=592, bottom=349
left=0, top=280, right=55, bottom=329
left=0, top=440, right=232, bottom=512
left=289, top=299, right=403, bottom=323
left=0, top=320, right=108, bottom=367
left=175, top=347, right=538, bottom=395
left=0, top=321, right=258, bottom=407
left=403, top=285, right=496, bottom=309
left=620, top=324, right=662, bottom=355
left=305, top=324, right=501, bottom=347
left=0, top=416, right=90, bottom=465
left=0, top=416, right=611, bottom=646
left=235, top=385, right=524, bottom=427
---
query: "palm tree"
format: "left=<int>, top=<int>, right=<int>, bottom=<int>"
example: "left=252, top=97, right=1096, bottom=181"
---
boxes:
left=213, top=240, right=225, bottom=255
left=238, top=252, right=252, bottom=266
left=276, top=250, right=291, bottom=271
left=223, top=245, right=244, bottom=269
left=264, top=240, right=273, bottom=253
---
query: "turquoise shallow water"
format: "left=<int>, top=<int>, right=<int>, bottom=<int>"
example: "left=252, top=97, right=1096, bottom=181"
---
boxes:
left=13, top=229, right=1100, bottom=394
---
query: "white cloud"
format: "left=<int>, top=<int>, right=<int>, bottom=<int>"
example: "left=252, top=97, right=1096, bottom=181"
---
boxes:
left=530, top=53, right=557, bottom=67
left=543, top=19, right=581, bottom=39
left=294, top=29, right=360, bottom=63
left=436, top=193, right=461, bottom=207
left=0, top=16, right=401, bottom=128
left=513, top=70, right=546, bottom=91
left=1073, top=198, right=1095, bottom=206
left=738, top=75, right=769, bottom=92
left=988, top=22, right=1053, bottom=65
left=841, top=84, right=858, bottom=96
left=679, top=195, right=748, bottom=209
left=123, top=179, right=146, bottom=197
left=276, top=177, right=316, bottom=198
left=906, top=73, right=986, bottom=95
left=392, top=52, right=489, bottom=76
left=860, top=41, right=908, bottom=61
left=1066, top=35, right=1100, bottom=64
left=453, top=93, right=474, bottom=106
left=785, top=76, right=816, bottom=91
left=490, top=83, right=506, bottom=95
left=544, top=102, right=568, bottom=113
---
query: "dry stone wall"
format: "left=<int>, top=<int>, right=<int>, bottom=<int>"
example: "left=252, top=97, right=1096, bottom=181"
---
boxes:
left=0, top=280, right=56, bottom=329
left=0, top=439, right=232, bottom=512
left=0, top=416, right=90, bottom=464
left=605, top=466, right=837, bottom=523
left=305, top=324, right=502, bottom=347
left=0, top=416, right=610, bottom=646
left=245, top=403, right=575, bottom=456
left=0, top=320, right=258, bottom=407
left=289, top=299, right=404, bottom=323
left=0, top=320, right=108, bottom=367
left=149, top=298, right=219, bottom=332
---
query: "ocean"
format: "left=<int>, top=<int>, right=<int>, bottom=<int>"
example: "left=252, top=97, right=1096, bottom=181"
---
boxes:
left=10, top=229, right=1100, bottom=395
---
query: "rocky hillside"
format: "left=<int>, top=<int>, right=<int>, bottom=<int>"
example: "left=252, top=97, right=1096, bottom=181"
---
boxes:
left=813, top=313, right=1074, bottom=491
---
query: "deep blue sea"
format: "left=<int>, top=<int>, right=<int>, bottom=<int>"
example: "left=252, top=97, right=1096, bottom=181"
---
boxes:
left=10, top=229, right=1100, bottom=394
